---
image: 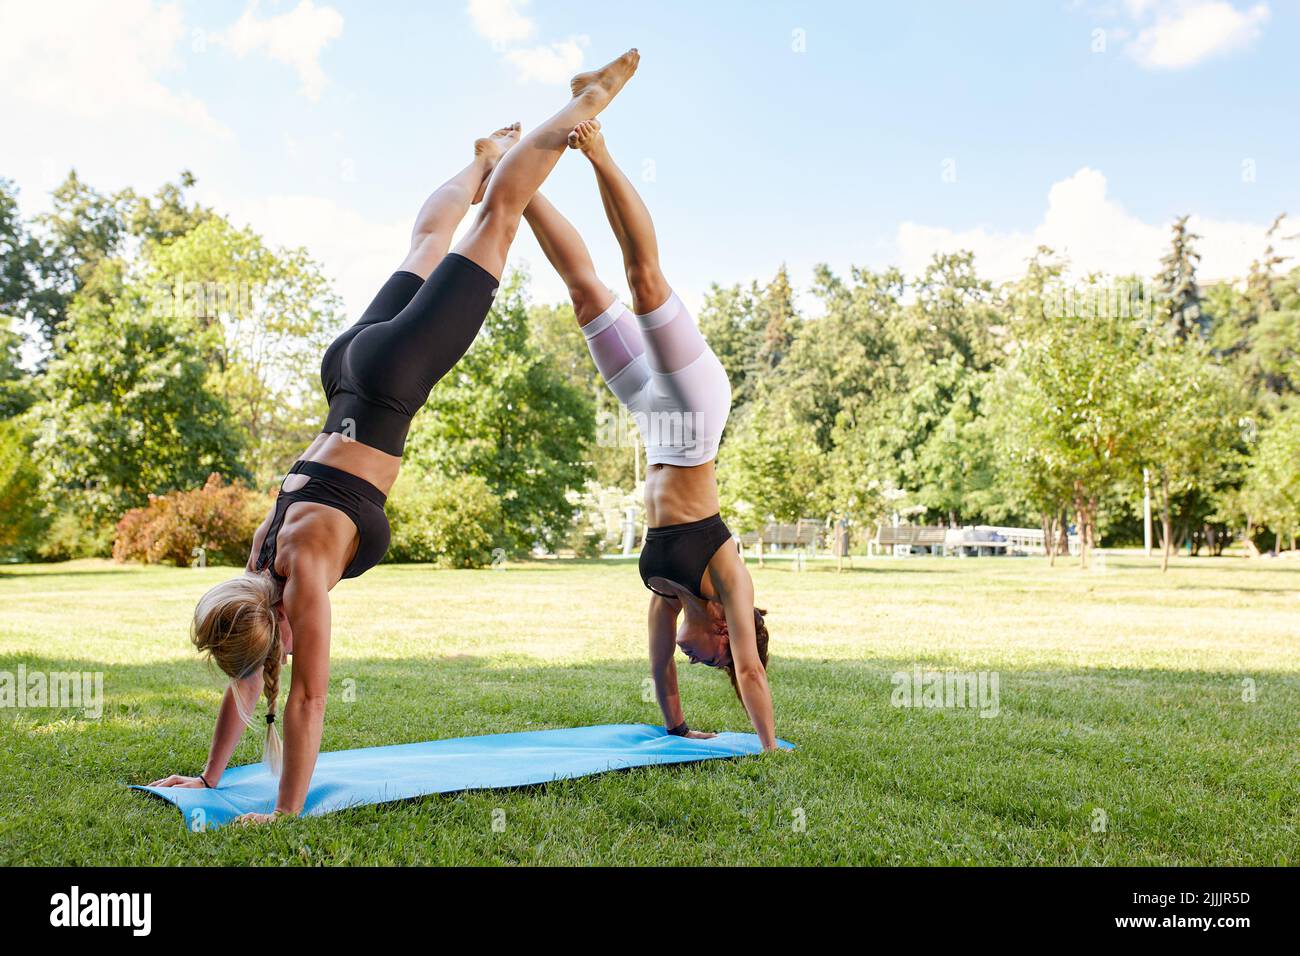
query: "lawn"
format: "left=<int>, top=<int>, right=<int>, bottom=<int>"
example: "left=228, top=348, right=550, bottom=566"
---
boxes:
left=0, top=554, right=1296, bottom=866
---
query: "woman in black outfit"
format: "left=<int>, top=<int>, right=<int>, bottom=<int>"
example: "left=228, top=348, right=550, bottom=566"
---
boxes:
left=146, top=51, right=641, bottom=823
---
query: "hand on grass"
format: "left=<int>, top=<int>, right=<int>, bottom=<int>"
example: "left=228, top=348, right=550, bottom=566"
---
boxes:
left=233, top=812, right=283, bottom=826
left=148, top=774, right=206, bottom=788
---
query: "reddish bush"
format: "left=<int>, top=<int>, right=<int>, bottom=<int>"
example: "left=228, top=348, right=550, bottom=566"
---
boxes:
left=113, top=474, right=269, bottom=567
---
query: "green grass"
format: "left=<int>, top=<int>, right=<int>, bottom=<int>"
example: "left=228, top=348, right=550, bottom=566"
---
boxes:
left=1, top=554, right=1296, bottom=865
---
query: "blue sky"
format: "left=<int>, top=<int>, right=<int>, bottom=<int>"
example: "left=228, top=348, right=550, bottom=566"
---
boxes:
left=3, top=0, right=1296, bottom=322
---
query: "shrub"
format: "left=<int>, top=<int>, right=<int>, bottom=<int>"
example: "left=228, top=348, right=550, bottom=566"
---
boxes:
left=386, top=472, right=503, bottom=568
left=37, top=501, right=116, bottom=561
left=113, top=473, right=268, bottom=566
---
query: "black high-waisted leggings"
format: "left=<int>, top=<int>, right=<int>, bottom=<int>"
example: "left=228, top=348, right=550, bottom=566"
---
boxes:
left=320, top=253, right=499, bottom=456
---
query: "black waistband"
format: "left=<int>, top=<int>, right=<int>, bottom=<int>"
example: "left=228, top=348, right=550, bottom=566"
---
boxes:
left=644, top=513, right=726, bottom=538
left=288, top=460, right=387, bottom=507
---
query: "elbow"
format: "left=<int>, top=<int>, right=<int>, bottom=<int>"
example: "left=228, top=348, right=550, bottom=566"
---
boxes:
left=734, top=662, right=768, bottom=685
left=288, top=687, right=328, bottom=715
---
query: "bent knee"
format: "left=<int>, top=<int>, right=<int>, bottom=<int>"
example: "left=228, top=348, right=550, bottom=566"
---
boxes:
left=569, top=278, right=613, bottom=323
left=626, top=263, right=671, bottom=313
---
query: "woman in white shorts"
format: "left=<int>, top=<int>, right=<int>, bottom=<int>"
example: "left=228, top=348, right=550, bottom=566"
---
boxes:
left=524, top=120, right=777, bottom=750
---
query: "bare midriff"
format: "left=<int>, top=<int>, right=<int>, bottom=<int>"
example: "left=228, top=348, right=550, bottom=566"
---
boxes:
left=289, top=432, right=403, bottom=496
left=643, top=460, right=720, bottom=528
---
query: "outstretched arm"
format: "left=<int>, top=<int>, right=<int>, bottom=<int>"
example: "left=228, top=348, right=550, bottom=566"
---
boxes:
left=647, top=593, right=717, bottom=739
left=148, top=672, right=262, bottom=789
left=709, top=557, right=777, bottom=751
left=273, top=564, right=332, bottom=815
left=648, top=595, right=685, bottom=728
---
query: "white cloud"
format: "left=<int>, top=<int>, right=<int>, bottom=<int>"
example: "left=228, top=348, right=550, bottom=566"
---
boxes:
left=467, top=0, right=536, bottom=45
left=466, top=0, right=585, bottom=85
left=896, top=167, right=1297, bottom=284
left=504, top=36, right=590, bottom=85
left=1123, top=1, right=1270, bottom=69
left=0, top=0, right=225, bottom=135
left=220, top=0, right=344, bottom=101
left=0, top=0, right=233, bottom=197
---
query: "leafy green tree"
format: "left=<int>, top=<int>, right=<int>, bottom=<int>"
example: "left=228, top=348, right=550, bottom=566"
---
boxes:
left=913, top=367, right=1000, bottom=525
left=28, top=171, right=125, bottom=343
left=30, top=288, right=247, bottom=527
left=0, top=419, right=46, bottom=559
left=697, top=281, right=759, bottom=407
left=1240, top=403, right=1300, bottom=551
left=142, top=217, right=339, bottom=482
left=1, top=179, right=42, bottom=329
left=0, top=316, right=35, bottom=419
left=754, top=265, right=799, bottom=374
left=20, top=171, right=211, bottom=349
left=906, top=251, right=1002, bottom=372
left=716, top=398, right=822, bottom=533
left=781, top=263, right=907, bottom=453
left=992, top=277, right=1151, bottom=565
left=1135, top=336, right=1240, bottom=570
left=408, top=273, right=594, bottom=553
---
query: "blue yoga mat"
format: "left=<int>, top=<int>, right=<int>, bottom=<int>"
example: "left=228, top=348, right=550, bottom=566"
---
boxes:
left=133, top=723, right=793, bottom=830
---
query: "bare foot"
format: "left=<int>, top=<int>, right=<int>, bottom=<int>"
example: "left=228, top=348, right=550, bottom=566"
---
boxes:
left=472, top=122, right=521, bottom=204
left=567, top=119, right=606, bottom=155
left=569, top=49, right=639, bottom=113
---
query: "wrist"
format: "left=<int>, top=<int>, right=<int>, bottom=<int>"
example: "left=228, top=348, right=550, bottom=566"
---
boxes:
left=666, top=720, right=690, bottom=737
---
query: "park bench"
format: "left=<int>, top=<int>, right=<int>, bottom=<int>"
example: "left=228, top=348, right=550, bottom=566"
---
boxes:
left=738, top=519, right=824, bottom=551
left=737, top=518, right=827, bottom=567
left=869, top=524, right=948, bottom=556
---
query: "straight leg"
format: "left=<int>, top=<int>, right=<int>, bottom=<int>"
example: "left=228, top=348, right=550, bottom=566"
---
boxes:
left=522, top=193, right=616, bottom=325
left=570, top=120, right=672, bottom=315
left=453, top=49, right=640, bottom=280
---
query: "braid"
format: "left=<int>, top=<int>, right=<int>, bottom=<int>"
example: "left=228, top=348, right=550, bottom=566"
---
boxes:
left=260, top=626, right=284, bottom=774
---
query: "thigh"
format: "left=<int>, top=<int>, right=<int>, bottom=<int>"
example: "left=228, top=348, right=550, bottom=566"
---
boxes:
left=344, top=254, right=499, bottom=413
left=321, top=271, right=426, bottom=398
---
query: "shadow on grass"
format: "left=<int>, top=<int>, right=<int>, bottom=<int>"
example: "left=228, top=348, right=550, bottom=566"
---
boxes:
left=2, top=647, right=1296, bottom=865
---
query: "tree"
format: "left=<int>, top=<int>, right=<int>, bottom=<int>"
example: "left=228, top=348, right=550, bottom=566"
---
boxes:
left=1155, top=216, right=1204, bottom=341
left=754, top=264, right=799, bottom=373
left=1135, top=336, right=1240, bottom=571
left=408, top=272, right=594, bottom=553
left=30, top=289, right=247, bottom=525
left=1240, top=403, right=1300, bottom=552
left=992, top=277, right=1151, bottom=566
left=0, top=179, right=43, bottom=331
left=906, top=251, right=1001, bottom=372
left=717, top=398, right=822, bottom=534
left=0, top=316, right=35, bottom=419
left=28, top=171, right=125, bottom=343
left=143, top=217, right=339, bottom=482
left=697, top=281, right=759, bottom=408
left=0, top=419, right=46, bottom=559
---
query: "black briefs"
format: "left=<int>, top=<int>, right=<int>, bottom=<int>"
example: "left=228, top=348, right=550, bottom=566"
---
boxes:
left=255, top=460, right=390, bottom=583
left=638, top=513, right=735, bottom=600
left=320, top=253, right=499, bottom=456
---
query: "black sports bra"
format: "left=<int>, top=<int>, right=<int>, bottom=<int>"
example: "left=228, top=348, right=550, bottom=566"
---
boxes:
left=255, top=460, right=391, bottom=584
